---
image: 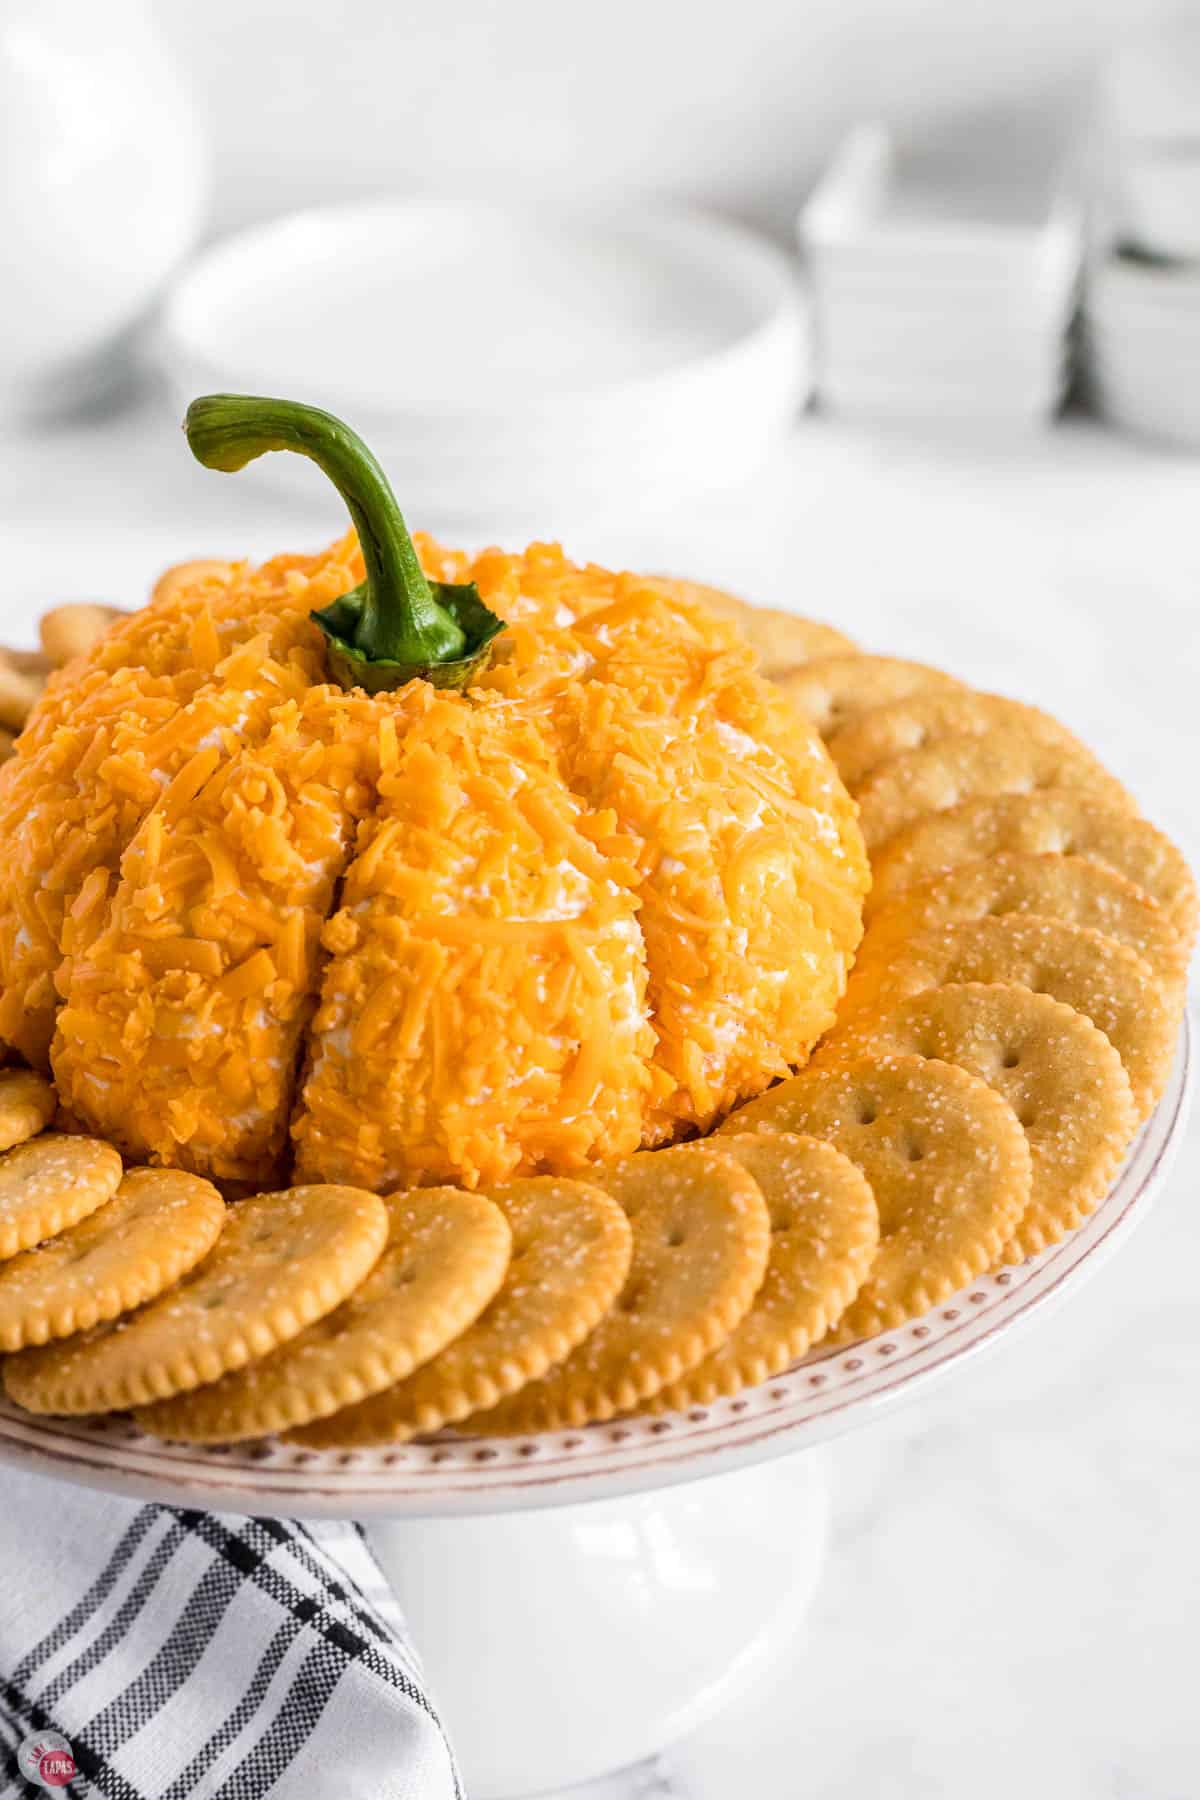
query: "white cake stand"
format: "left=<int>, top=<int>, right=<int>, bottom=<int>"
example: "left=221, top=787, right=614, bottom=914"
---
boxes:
left=0, top=1023, right=1190, bottom=1797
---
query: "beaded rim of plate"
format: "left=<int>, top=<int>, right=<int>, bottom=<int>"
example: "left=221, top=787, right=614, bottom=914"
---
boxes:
left=0, top=1019, right=1188, bottom=1521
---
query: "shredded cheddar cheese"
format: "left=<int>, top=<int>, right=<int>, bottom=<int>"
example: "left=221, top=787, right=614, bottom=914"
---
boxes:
left=0, top=533, right=868, bottom=1189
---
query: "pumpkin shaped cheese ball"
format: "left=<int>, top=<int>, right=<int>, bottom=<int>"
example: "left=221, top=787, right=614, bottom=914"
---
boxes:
left=0, top=397, right=867, bottom=1191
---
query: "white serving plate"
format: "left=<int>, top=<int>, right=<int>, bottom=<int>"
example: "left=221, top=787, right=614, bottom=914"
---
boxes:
left=158, top=198, right=807, bottom=521
left=0, top=1022, right=1188, bottom=1521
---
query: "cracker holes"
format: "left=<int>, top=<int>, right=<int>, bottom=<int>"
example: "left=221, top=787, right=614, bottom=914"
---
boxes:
left=1001, top=1047, right=1022, bottom=1069
left=856, top=1100, right=879, bottom=1125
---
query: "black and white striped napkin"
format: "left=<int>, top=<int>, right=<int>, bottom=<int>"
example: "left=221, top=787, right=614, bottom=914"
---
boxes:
left=0, top=1469, right=461, bottom=1799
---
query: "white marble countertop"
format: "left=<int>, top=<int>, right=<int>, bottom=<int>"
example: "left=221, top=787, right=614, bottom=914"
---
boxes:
left=2, top=398, right=1197, bottom=1799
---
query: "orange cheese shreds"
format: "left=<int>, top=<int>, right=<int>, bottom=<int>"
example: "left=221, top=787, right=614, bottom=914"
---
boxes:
left=0, top=546, right=340, bottom=1068
left=291, top=689, right=654, bottom=1190
left=52, top=688, right=379, bottom=1182
left=0, top=532, right=867, bottom=1188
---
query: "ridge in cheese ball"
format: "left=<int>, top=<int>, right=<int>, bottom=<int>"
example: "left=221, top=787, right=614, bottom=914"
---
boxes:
left=0, top=396, right=867, bottom=1191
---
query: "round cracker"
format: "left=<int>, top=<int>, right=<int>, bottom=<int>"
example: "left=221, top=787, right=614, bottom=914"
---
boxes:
left=467, top=1145, right=771, bottom=1434
left=830, top=691, right=1090, bottom=791
left=0, top=1169, right=224, bottom=1352
left=0, top=661, right=44, bottom=731
left=38, top=603, right=124, bottom=669
left=151, top=559, right=236, bottom=606
left=720, top=1055, right=1031, bottom=1336
left=135, top=1188, right=512, bottom=1442
left=2, top=647, right=53, bottom=680
left=0, top=1135, right=123, bottom=1261
left=290, top=1178, right=632, bottom=1448
left=4, top=1184, right=388, bottom=1416
left=0, top=1069, right=57, bottom=1154
left=856, top=733, right=1134, bottom=855
left=774, top=655, right=966, bottom=738
left=647, top=577, right=856, bottom=670
left=866, top=792, right=1197, bottom=943
left=809, top=982, right=1137, bottom=1263
left=861, top=852, right=1188, bottom=995
left=838, top=915, right=1175, bottom=1120
left=647, top=1133, right=879, bottom=1405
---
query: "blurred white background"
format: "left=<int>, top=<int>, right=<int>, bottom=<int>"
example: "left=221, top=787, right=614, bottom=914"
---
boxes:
left=161, top=0, right=1157, bottom=238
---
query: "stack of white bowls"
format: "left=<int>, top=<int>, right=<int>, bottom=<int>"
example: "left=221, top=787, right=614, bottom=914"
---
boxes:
left=798, top=125, right=1083, bottom=430
left=159, top=199, right=809, bottom=528
left=1085, top=253, right=1200, bottom=447
left=1085, top=29, right=1200, bottom=447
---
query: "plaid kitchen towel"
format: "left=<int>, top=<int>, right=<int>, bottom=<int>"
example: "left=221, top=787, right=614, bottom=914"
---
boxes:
left=0, top=1469, right=462, bottom=1799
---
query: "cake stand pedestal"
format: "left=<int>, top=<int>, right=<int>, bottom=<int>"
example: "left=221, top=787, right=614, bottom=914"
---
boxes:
left=370, top=1448, right=831, bottom=1797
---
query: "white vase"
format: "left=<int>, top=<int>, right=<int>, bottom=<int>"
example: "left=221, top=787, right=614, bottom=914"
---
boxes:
left=0, top=0, right=208, bottom=420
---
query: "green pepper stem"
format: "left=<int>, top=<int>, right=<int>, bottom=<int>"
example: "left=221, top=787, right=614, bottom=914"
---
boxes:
left=184, top=395, right=466, bottom=665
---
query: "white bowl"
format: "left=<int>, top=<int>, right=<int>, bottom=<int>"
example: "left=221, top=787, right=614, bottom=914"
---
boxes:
left=159, top=198, right=807, bottom=523
left=1117, top=151, right=1200, bottom=262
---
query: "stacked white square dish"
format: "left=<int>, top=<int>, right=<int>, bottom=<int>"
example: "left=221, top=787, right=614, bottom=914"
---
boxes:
left=1084, top=28, right=1200, bottom=448
left=799, top=123, right=1084, bottom=430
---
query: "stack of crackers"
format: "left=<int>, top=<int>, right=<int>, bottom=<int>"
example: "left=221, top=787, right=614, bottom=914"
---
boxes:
left=0, top=603, right=127, bottom=755
left=0, top=584, right=1192, bottom=1449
